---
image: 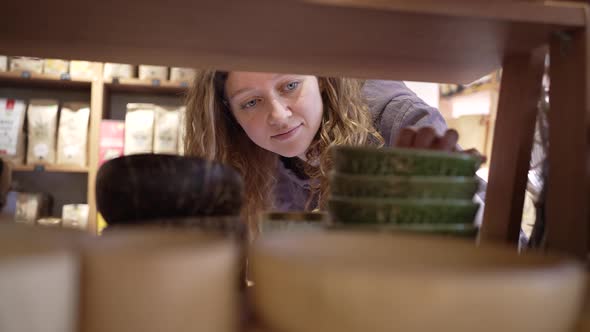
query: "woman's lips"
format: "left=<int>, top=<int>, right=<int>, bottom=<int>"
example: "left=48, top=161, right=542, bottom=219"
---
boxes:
left=271, top=124, right=303, bottom=141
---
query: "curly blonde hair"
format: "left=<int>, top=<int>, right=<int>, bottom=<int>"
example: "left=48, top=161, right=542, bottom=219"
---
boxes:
left=184, top=70, right=383, bottom=229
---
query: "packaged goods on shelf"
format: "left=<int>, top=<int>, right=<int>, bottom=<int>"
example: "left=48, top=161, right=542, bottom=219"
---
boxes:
left=9, top=56, right=43, bottom=74
left=0, top=99, right=26, bottom=164
left=62, top=204, right=89, bottom=230
left=26, top=100, right=59, bottom=165
left=0, top=56, right=7, bottom=71
left=43, top=59, right=69, bottom=76
left=104, top=63, right=135, bottom=80
left=70, top=61, right=101, bottom=80
left=170, top=67, right=196, bottom=82
left=57, top=103, right=90, bottom=166
left=124, top=104, right=155, bottom=155
left=1, top=191, right=18, bottom=219
left=153, top=105, right=180, bottom=154
left=139, top=65, right=168, bottom=81
left=99, top=120, right=125, bottom=165
left=37, top=217, right=62, bottom=227
left=15, top=192, right=52, bottom=225
left=177, top=107, right=186, bottom=155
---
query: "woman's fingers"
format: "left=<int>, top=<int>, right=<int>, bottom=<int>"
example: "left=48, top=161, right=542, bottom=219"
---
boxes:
left=396, top=127, right=416, bottom=148
left=463, top=148, right=487, bottom=164
left=395, top=127, right=470, bottom=155
left=433, top=129, right=459, bottom=151
left=413, top=127, right=437, bottom=149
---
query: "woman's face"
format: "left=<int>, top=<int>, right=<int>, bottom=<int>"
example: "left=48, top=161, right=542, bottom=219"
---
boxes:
left=224, top=72, right=323, bottom=159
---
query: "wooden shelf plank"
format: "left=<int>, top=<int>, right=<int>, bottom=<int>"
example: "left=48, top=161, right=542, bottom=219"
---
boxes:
left=301, top=0, right=586, bottom=26
left=104, top=77, right=187, bottom=95
left=0, top=0, right=585, bottom=83
left=0, top=71, right=92, bottom=89
left=12, top=164, right=89, bottom=173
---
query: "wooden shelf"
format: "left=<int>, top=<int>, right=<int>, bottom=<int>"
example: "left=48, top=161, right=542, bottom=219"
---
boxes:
left=12, top=164, right=89, bottom=174
left=104, top=77, right=187, bottom=95
left=0, top=1, right=585, bottom=83
left=0, top=71, right=92, bottom=90
left=302, top=0, right=586, bottom=26
left=0, top=0, right=588, bottom=252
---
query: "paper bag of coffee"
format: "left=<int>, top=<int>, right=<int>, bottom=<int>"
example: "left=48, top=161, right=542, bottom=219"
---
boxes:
left=0, top=99, right=26, bottom=164
left=62, top=204, right=89, bottom=230
left=27, top=100, right=58, bottom=165
left=124, top=104, right=154, bottom=155
left=177, top=107, right=187, bottom=155
left=154, top=105, right=180, bottom=154
left=57, top=103, right=90, bottom=166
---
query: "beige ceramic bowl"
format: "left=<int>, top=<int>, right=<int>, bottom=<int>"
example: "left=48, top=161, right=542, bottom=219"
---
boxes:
left=250, top=231, right=586, bottom=332
left=82, top=228, right=239, bottom=332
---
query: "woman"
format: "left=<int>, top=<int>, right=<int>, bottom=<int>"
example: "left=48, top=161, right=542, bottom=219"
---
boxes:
left=185, top=71, right=457, bottom=227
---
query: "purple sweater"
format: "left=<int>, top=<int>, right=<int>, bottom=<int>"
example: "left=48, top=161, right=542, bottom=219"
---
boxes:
left=273, top=80, right=447, bottom=211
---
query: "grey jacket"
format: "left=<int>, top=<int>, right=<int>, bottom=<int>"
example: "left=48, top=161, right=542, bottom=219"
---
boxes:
left=274, top=80, right=447, bottom=211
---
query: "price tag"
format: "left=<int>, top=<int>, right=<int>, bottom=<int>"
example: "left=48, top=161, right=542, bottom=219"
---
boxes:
left=151, top=79, right=161, bottom=86
left=180, top=81, right=189, bottom=88
left=60, top=73, right=71, bottom=81
left=33, top=165, right=45, bottom=172
left=20, top=71, right=31, bottom=79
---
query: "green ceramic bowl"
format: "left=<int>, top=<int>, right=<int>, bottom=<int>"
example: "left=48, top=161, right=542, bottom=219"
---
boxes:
left=327, top=223, right=479, bottom=238
left=332, top=146, right=482, bottom=176
left=330, top=172, right=479, bottom=200
left=328, top=196, right=479, bottom=225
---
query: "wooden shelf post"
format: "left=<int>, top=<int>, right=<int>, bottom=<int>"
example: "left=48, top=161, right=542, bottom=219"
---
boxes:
left=480, top=49, right=546, bottom=246
left=546, top=19, right=590, bottom=259
left=88, top=64, right=104, bottom=235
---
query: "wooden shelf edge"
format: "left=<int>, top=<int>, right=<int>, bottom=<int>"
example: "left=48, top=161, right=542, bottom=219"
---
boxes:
left=12, top=164, right=89, bottom=173
left=301, top=0, right=586, bottom=27
left=104, top=77, right=188, bottom=94
left=0, top=71, right=94, bottom=88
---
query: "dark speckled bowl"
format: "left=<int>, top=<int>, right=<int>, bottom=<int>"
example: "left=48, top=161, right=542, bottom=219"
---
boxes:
left=96, top=154, right=243, bottom=226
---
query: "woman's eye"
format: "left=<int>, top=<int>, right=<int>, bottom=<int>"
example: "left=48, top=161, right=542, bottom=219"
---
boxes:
left=241, top=99, right=259, bottom=110
left=284, top=81, right=300, bottom=92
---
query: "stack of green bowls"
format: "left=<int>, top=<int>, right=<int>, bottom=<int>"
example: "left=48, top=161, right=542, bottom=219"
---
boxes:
left=328, top=146, right=482, bottom=237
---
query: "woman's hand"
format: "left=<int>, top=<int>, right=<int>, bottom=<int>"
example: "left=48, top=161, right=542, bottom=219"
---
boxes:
left=395, top=127, right=486, bottom=162
left=395, top=127, right=459, bottom=151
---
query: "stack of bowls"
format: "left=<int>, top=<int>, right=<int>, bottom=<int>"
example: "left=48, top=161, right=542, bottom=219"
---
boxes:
left=328, top=146, right=482, bottom=237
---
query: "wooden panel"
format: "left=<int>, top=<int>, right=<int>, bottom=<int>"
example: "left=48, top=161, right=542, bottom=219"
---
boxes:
left=546, top=23, right=590, bottom=258
left=88, top=68, right=104, bottom=235
left=0, top=0, right=584, bottom=83
left=480, top=49, right=545, bottom=245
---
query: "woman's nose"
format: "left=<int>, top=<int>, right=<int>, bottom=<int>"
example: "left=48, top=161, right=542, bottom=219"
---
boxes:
left=267, top=98, right=293, bottom=126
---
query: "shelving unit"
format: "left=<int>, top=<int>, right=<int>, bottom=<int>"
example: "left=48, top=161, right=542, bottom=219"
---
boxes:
left=12, top=165, right=89, bottom=173
left=104, top=77, right=188, bottom=95
left=0, top=71, right=92, bottom=89
left=0, top=68, right=188, bottom=233
left=1, top=0, right=589, bottom=259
